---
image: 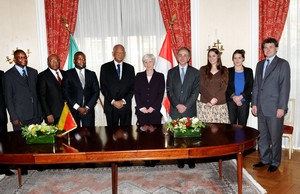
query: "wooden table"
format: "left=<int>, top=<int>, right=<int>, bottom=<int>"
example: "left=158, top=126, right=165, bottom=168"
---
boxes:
left=0, top=124, right=259, bottom=194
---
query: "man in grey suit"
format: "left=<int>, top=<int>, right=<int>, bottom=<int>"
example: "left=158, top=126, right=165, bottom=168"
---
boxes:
left=167, top=47, right=200, bottom=168
left=252, top=38, right=290, bottom=172
left=3, top=49, right=42, bottom=131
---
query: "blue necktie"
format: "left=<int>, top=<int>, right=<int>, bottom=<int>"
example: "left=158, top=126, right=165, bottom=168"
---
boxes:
left=22, top=69, right=28, bottom=84
left=117, top=64, right=121, bottom=80
left=22, top=69, right=27, bottom=78
left=263, top=59, right=270, bottom=79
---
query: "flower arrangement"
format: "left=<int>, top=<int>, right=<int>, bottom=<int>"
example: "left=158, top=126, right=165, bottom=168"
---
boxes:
left=22, top=122, right=64, bottom=144
left=167, top=117, right=205, bottom=138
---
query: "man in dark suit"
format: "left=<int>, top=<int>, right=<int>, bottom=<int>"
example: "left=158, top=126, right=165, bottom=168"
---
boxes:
left=252, top=38, right=291, bottom=172
left=0, top=69, right=14, bottom=176
left=37, top=54, right=65, bottom=124
left=3, top=49, right=42, bottom=131
left=62, top=51, right=99, bottom=127
left=100, top=44, right=135, bottom=126
left=167, top=47, right=200, bottom=168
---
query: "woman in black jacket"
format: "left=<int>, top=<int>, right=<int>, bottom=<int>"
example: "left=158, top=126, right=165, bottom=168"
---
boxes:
left=226, top=49, right=253, bottom=126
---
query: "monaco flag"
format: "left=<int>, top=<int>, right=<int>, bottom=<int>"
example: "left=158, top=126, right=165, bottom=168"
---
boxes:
left=155, top=29, right=174, bottom=122
left=57, top=103, right=77, bottom=135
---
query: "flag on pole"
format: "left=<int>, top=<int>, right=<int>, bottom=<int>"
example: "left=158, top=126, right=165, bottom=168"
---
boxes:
left=155, top=29, right=174, bottom=122
left=68, top=34, right=79, bottom=69
left=57, top=103, right=77, bottom=135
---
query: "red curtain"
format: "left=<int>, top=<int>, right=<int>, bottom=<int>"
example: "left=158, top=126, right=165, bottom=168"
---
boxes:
left=45, top=0, right=79, bottom=69
left=259, top=0, right=290, bottom=60
left=158, top=0, right=191, bottom=63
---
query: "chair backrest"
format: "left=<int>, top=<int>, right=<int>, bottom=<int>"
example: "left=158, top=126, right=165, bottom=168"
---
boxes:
left=284, top=98, right=295, bottom=127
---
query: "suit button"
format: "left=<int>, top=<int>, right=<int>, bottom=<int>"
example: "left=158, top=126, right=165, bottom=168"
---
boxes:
left=181, top=91, right=183, bottom=93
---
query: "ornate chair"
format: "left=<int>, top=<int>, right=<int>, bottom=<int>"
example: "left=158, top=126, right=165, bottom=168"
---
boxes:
left=283, top=98, right=295, bottom=160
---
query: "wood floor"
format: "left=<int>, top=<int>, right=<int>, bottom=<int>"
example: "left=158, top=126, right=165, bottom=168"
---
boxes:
left=243, top=148, right=300, bottom=193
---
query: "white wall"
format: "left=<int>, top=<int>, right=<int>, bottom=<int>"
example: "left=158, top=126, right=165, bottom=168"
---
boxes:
left=0, top=0, right=41, bottom=72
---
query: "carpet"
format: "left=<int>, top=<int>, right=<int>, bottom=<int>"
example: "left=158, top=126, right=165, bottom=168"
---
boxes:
left=0, top=160, right=266, bottom=194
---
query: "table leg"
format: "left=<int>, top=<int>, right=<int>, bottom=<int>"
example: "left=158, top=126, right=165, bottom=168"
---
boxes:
left=218, top=158, right=222, bottom=178
left=111, top=162, right=118, bottom=194
left=237, top=152, right=243, bottom=194
left=17, top=167, right=22, bottom=188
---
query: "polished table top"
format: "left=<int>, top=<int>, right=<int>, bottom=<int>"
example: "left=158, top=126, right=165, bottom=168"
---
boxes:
left=0, top=124, right=259, bottom=164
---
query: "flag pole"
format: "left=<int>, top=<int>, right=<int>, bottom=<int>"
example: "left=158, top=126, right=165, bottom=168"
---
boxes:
left=61, top=16, right=71, bottom=34
left=62, top=16, right=105, bottom=109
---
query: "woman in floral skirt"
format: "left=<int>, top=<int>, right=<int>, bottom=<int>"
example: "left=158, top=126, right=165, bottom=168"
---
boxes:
left=198, top=48, right=229, bottom=123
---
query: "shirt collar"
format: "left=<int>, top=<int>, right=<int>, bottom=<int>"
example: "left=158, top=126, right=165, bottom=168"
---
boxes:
left=14, top=65, right=27, bottom=75
left=114, top=60, right=123, bottom=67
left=266, top=55, right=276, bottom=64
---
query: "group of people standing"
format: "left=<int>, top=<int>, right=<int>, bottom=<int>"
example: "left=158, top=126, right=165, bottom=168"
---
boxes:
left=0, top=37, right=290, bottom=175
left=135, top=37, right=290, bottom=171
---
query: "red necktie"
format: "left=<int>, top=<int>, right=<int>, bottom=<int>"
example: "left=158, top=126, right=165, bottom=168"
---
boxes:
left=56, top=71, right=62, bottom=85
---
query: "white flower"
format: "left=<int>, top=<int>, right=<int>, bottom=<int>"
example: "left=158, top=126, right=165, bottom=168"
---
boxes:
left=192, top=117, right=199, bottom=124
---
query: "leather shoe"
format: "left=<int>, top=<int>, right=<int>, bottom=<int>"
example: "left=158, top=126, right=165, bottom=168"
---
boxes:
left=177, top=160, right=185, bottom=168
left=187, top=161, right=195, bottom=169
left=149, top=160, right=159, bottom=167
left=144, top=161, right=151, bottom=167
left=21, top=169, right=28, bottom=175
left=253, top=162, right=267, bottom=168
left=267, top=165, right=278, bottom=172
left=0, top=168, right=15, bottom=176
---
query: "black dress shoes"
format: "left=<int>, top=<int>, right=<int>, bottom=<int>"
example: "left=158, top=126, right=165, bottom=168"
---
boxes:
left=21, top=169, right=28, bottom=175
left=187, top=160, right=195, bottom=169
left=0, top=168, right=15, bottom=176
left=144, top=160, right=160, bottom=167
left=177, top=160, right=185, bottom=168
left=253, top=162, right=267, bottom=168
left=267, top=165, right=278, bottom=172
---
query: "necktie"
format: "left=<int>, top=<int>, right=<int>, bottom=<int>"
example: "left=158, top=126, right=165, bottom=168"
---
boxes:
left=22, top=69, right=28, bottom=83
left=180, top=67, right=185, bottom=84
left=56, top=71, right=62, bottom=85
left=22, top=69, right=27, bottom=78
left=263, top=59, right=270, bottom=79
left=117, top=64, right=121, bottom=80
left=78, top=70, right=85, bottom=88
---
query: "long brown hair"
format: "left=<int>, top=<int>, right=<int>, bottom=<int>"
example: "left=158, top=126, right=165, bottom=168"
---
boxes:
left=204, top=48, right=226, bottom=80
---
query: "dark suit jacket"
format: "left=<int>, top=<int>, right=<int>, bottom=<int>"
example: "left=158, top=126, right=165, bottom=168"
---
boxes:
left=100, top=61, right=135, bottom=113
left=134, top=70, right=165, bottom=111
left=0, top=70, right=8, bottom=132
left=37, top=68, right=65, bottom=122
left=167, top=65, right=200, bottom=119
left=252, top=56, right=290, bottom=116
left=62, top=68, right=100, bottom=118
left=134, top=70, right=165, bottom=124
left=226, top=66, right=253, bottom=102
left=3, top=66, right=42, bottom=122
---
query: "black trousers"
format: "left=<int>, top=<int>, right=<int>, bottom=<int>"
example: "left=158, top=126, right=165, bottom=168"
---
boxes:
left=106, top=109, right=132, bottom=126
left=227, top=101, right=250, bottom=126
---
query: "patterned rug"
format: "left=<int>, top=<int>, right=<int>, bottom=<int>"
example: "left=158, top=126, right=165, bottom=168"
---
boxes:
left=0, top=160, right=266, bottom=194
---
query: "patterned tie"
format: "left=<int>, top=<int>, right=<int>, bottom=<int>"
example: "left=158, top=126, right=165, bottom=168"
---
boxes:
left=263, top=59, right=270, bottom=79
left=117, top=64, right=121, bottom=80
left=78, top=70, right=85, bottom=88
left=56, top=71, right=62, bottom=85
left=22, top=69, right=27, bottom=78
left=180, top=67, right=185, bottom=84
left=22, top=69, right=28, bottom=83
